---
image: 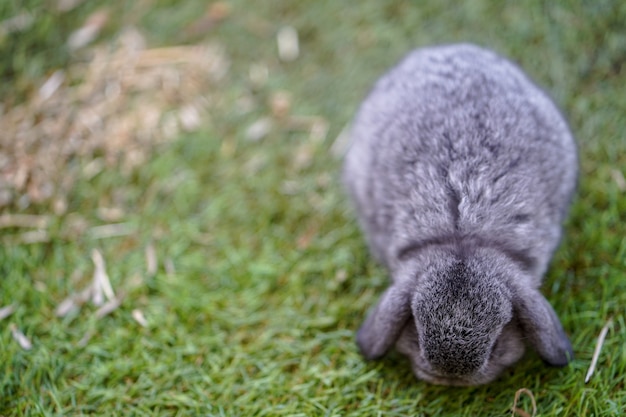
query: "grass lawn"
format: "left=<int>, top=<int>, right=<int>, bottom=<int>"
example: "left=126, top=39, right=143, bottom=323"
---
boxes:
left=1, top=0, right=625, bottom=415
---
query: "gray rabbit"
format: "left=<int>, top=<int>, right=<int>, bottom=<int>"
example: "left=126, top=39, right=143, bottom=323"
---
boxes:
left=343, top=44, right=577, bottom=386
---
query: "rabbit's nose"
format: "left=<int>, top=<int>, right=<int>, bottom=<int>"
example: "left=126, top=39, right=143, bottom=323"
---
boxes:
left=425, top=338, right=488, bottom=377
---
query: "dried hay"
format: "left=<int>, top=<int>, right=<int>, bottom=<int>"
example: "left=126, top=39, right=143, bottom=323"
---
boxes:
left=0, top=26, right=229, bottom=211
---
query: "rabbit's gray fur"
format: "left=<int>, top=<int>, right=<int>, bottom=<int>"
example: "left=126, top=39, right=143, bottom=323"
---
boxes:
left=343, top=44, right=577, bottom=386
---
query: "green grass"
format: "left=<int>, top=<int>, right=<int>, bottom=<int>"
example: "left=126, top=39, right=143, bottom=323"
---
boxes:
left=2, top=0, right=626, bottom=415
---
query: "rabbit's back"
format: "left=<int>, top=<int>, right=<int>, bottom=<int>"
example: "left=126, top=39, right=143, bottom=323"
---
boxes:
left=344, top=44, right=577, bottom=279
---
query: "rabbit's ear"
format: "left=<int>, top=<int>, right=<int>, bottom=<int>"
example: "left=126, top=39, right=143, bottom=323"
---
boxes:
left=356, top=284, right=412, bottom=360
left=513, top=286, right=573, bottom=366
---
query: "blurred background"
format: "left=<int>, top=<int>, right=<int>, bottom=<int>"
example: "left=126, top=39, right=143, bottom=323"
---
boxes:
left=1, top=0, right=625, bottom=213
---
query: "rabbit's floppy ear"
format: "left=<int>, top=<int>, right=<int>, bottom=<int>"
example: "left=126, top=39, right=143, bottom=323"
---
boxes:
left=356, top=284, right=412, bottom=360
left=513, top=286, right=573, bottom=366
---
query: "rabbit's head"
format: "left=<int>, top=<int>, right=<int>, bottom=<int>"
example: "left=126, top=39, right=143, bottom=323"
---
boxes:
left=356, top=247, right=573, bottom=386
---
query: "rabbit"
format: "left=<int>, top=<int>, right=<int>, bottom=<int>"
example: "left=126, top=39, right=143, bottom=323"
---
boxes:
left=343, top=43, right=577, bottom=386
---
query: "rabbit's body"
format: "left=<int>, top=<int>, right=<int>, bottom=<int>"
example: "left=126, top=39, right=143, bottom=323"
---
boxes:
left=344, top=44, right=577, bottom=386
